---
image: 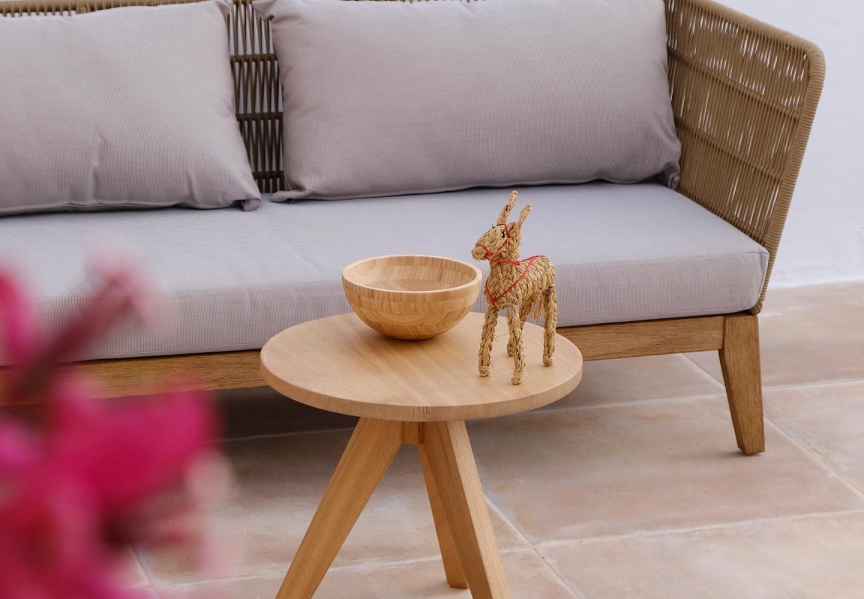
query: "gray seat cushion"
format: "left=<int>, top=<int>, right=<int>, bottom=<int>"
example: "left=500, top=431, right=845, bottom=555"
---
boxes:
left=0, top=183, right=767, bottom=364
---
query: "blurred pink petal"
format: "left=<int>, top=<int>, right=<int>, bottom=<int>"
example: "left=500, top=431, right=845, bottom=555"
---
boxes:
left=0, top=271, right=43, bottom=364
left=0, top=417, right=38, bottom=477
left=47, top=384, right=217, bottom=515
left=0, top=261, right=226, bottom=599
left=0, top=478, right=114, bottom=599
left=0, top=489, right=147, bottom=599
left=10, top=262, right=152, bottom=401
left=130, top=452, right=234, bottom=574
left=46, top=262, right=151, bottom=365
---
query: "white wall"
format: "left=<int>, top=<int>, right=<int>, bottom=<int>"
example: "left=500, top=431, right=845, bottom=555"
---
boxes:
left=719, top=0, right=864, bottom=287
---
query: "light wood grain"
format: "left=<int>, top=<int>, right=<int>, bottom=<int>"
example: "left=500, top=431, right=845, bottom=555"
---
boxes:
left=275, top=418, right=403, bottom=599
left=342, top=255, right=482, bottom=340
left=263, top=310, right=577, bottom=597
left=260, top=312, right=583, bottom=422
left=419, top=443, right=469, bottom=589
left=422, top=421, right=511, bottom=599
left=402, top=421, right=423, bottom=446
left=0, top=315, right=730, bottom=406
left=719, top=314, right=765, bottom=455
left=277, top=419, right=512, bottom=597
left=0, top=350, right=265, bottom=404
left=557, top=316, right=725, bottom=361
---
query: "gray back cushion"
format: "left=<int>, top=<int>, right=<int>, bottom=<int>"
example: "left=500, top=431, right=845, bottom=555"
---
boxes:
left=0, top=0, right=261, bottom=214
left=256, top=0, right=682, bottom=201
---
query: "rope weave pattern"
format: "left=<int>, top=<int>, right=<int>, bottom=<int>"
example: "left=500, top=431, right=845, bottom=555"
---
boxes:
left=474, top=191, right=557, bottom=385
left=665, top=0, right=825, bottom=311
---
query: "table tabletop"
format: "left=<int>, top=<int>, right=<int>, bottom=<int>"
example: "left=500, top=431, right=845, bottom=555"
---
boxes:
left=260, top=312, right=583, bottom=422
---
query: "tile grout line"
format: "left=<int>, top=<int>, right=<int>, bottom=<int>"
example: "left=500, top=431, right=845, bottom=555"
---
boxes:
left=220, top=424, right=355, bottom=444
left=682, top=352, right=724, bottom=384
left=146, top=493, right=531, bottom=591
left=675, top=351, right=728, bottom=389
left=537, top=390, right=725, bottom=415
left=327, top=548, right=525, bottom=573
left=151, top=549, right=531, bottom=591
left=484, top=493, right=587, bottom=599
left=219, top=390, right=730, bottom=445
left=147, top=507, right=864, bottom=593
left=152, top=557, right=441, bottom=591
left=533, top=507, right=864, bottom=552
left=482, top=492, right=533, bottom=548
left=762, top=377, right=864, bottom=393
left=682, top=353, right=864, bottom=393
left=764, top=416, right=864, bottom=501
left=150, top=555, right=445, bottom=591
left=129, top=541, right=159, bottom=591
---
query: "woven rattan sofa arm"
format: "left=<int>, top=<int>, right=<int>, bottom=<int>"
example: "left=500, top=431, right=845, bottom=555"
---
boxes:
left=665, top=0, right=825, bottom=312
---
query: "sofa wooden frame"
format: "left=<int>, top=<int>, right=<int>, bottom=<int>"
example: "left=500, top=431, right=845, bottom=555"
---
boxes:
left=0, top=0, right=825, bottom=455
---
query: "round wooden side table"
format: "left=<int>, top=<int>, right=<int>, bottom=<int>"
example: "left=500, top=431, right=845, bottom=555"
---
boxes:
left=260, top=312, right=583, bottom=599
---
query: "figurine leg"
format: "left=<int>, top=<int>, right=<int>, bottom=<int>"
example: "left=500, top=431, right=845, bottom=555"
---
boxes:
left=519, top=296, right=534, bottom=327
left=479, top=305, right=498, bottom=377
left=543, top=286, right=557, bottom=366
left=508, top=296, right=536, bottom=357
left=506, top=305, right=525, bottom=385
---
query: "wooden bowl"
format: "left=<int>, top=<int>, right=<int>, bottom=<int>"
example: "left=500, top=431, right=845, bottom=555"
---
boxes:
left=342, top=255, right=482, bottom=340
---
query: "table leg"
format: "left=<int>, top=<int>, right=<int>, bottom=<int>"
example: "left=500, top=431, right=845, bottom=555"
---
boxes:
left=275, top=418, right=402, bottom=599
left=419, top=443, right=470, bottom=589
left=421, top=421, right=512, bottom=599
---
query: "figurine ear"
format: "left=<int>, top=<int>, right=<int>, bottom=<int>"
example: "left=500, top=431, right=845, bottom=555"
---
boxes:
left=497, top=191, right=518, bottom=225
left=517, top=204, right=532, bottom=227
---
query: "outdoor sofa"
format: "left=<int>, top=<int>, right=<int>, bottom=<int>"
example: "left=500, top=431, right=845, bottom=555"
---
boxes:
left=0, top=0, right=824, bottom=455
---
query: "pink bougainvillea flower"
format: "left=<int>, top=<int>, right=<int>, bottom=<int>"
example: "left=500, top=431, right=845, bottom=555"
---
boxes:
left=0, top=387, right=217, bottom=599
left=46, top=380, right=216, bottom=516
left=0, top=264, right=222, bottom=599
left=42, top=260, right=153, bottom=368
left=0, top=417, right=38, bottom=477
left=3, top=260, right=152, bottom=402
left=0, top=272, right=44, bottom=365
left=0, top=473, right=133, bottom=599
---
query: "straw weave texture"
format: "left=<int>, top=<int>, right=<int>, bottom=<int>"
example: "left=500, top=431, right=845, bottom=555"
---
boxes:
left=664, top=0, right=824, bottom=310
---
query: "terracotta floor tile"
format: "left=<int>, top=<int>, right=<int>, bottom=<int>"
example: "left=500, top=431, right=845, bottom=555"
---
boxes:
left=540, top=513, right=864, bottom=599
left=467, top=396, right=864, bottom=544
left=687, top=282, right=864, bottom=387
left=765, top=381, right=864, bottom=494
left=545, top=354, right=723, bottom=410
left=155, top=549, right=575, bottom=599
left=215, top=387, right=357, bottom=440
left=137, top=429, right=528, bottom=585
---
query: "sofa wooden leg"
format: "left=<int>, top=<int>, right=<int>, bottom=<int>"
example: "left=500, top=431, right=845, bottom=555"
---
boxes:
left=719, top=314, right=765, bottom=455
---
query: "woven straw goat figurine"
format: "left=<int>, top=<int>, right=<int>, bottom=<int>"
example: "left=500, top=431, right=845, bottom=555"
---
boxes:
left=472, top=191, right=557, bottom=385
